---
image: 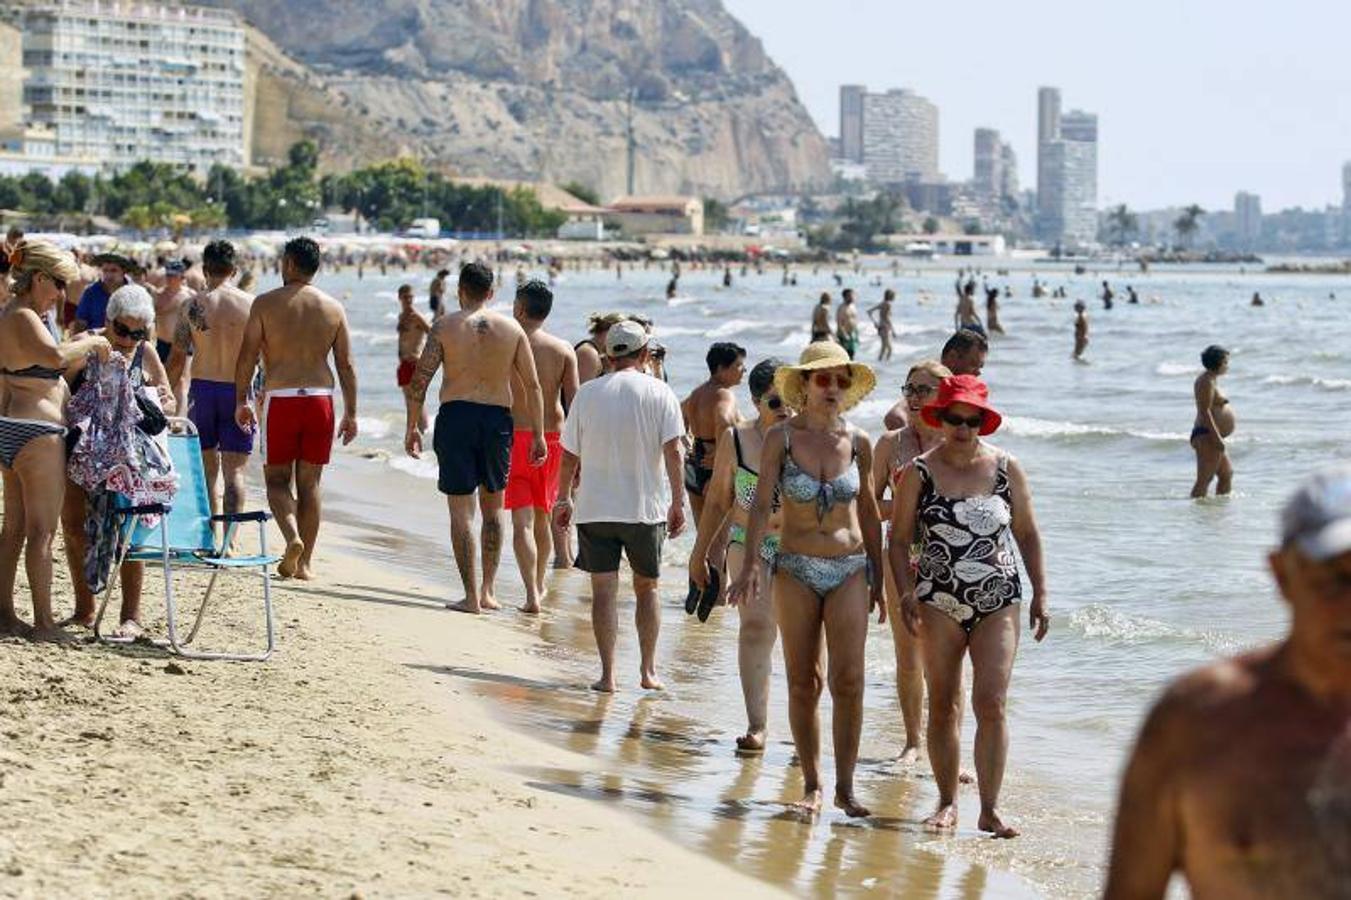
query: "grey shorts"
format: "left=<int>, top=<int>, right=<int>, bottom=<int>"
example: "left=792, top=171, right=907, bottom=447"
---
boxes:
left=576, top=522, right=665, bottom=579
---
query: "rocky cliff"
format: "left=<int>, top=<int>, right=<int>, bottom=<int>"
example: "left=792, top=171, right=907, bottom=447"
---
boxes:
left=212, top=0, right=829, bottom=198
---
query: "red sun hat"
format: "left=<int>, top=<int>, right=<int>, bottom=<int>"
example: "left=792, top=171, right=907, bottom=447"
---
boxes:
left=920, top=374, right=1003, bottom=436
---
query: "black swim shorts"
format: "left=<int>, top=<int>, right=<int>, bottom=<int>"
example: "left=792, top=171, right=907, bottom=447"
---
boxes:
left=434, top=401, right=513, bottom=495
left=576, top=521, right=665, bottom=579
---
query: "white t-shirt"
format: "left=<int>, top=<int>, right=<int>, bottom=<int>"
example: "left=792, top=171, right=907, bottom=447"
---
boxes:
left=561, top=369, right=684, bottom=525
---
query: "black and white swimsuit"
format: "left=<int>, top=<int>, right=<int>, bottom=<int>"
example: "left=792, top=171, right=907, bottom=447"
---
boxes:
left=913, top=455, right=1021, bottom=633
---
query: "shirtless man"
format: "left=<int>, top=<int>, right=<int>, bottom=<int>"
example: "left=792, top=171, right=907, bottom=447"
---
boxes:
left=396, top=283, right=431, bottom=431
left=836, top=289, right=861, bottom=359
left=429, top=268, right=449, bottom=318
left=234, top=237, right=358, bottom=580
left=404, top=261, right=546, bottom=614
left=1072, top=300, right=1089, bottom=361
left=954, top=280, right=984, bottom=335
left=505, top=280, right=578, bottom=613
left=152, top=260, right=195, bottom=408
left=681, top=341, right=744, bottom=515
left=882, top=329, right=989, bottom=430
left=167, top=240, right=254, bottom=533
left=811, top=292, right=832, bottom=342
left=867, top=289, right=896, bottom=361
left=1105, top=464, right=1351, bottom=899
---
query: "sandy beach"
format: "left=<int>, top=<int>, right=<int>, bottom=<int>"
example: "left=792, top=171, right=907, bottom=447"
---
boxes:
left=0, top=496, right=787, bottom=898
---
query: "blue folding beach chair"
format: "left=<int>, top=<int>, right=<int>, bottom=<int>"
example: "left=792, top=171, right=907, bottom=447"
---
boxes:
left=93, top=418, right=279, bottom=661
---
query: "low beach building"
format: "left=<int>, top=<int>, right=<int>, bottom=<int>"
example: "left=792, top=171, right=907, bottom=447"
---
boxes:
left=604, top=195, right=704, bottom=237
left=884, top=232, right=1007, bottom=257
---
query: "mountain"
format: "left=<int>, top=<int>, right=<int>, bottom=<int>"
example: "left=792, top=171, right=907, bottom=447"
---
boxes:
left=215, top=0, right=830, bottom=199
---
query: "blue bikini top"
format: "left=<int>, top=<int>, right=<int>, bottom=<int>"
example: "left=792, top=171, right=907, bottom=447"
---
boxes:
left=780, top=426, right=860, bottom=520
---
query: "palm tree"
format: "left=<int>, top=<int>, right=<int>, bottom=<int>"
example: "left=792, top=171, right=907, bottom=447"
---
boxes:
left=1174, top=204, right=1205, bottom=249
left=1105, top=204, right=1138, bottom=247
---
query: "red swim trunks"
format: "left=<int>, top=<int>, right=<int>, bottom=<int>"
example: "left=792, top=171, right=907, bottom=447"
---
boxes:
left=262, top=388, right=335, bottom=467
left=504, top=430, right=562, bottom=511
left=397, top=359, right=416, bottom=387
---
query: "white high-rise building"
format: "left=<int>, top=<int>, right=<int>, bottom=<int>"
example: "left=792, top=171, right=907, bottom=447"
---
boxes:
left=861, top=88, right=938, bottom=184
left=1234, top=191, right=1262, bottom=249
left=21, top=0, right=246, bottom=172
left=839, top=84, right=865, bottom=164
left=1036, top=87, right=1098, bottom=245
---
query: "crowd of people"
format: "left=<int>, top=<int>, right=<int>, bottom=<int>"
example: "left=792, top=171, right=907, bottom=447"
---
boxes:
left=2, top=233, right=1346, bottom=895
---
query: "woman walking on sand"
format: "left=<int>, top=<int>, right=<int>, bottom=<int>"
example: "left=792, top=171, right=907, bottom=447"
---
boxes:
left=1190, top=345, right=1235, bottom=498
left=871, top=359, right=951, bottom=764
left=0, top=240, right=109, bottom=640
left=688, top=358, right=790, bottom=754
left=728, top=342, right=885, bottom=818
left=890, top=374, right=1049, bottom=838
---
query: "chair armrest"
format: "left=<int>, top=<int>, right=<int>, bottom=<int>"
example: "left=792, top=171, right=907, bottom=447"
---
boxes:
left=211, top=511, right=271, bottom=523
left=115, top=503, right=170, bottom=516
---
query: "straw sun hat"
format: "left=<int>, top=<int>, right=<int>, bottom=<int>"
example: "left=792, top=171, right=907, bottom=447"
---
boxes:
left=774, top=341, right=877, bottom=413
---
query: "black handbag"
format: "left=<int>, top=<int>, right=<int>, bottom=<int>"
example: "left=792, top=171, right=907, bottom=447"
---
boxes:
left=130, top=344, right=168, bottom=436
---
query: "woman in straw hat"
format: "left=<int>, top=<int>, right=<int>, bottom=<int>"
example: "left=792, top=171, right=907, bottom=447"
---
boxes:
left=889, top=374, right=1049, bottom=839
left=0, top=239, right=110, bottom=640
left=728, top=341, right=886, bottom=818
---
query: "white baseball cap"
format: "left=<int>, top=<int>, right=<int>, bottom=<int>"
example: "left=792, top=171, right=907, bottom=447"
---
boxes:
left=1282, top=464, right=1351, bottom=561
left=605, top=320, right=650, bottom=357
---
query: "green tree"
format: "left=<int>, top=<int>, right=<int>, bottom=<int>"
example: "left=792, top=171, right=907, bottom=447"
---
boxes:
left=561, top=181, right=600, bottom=206
left=1174, top=204, right=1205, bottom=249
left=703, top=197, right=730, bottom=233
left=922, top=216, right=940, bottom=235
left=1105, top=204, right=1139, bottom=246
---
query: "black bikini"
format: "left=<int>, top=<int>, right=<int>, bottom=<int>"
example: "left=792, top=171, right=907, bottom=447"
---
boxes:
left=0, top=364, right=67, bottom=468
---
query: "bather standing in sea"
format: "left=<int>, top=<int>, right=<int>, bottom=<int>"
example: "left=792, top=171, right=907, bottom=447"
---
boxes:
left=1190, top=345, right=1235, bottom=498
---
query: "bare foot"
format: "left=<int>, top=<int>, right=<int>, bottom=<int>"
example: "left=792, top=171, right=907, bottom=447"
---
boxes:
left=897, top=745, right=922, bottom=766
left=1, top=617, right=33, bottom=638
left=518, top=601, right=541, bottom=615
left=790, top=787, right=824, bottom=816
left=277, top=538, right=305, bottom=579
left=59, top=614, right=95, bottom=630
left=735, top=729, right=766, bottom=754
left=551, top=557, right=572, bottom=570
left=639, top=672, right=664, bottom=691
left=591, top=676, right=616, bottom=693
left=923, top=803, right=959, bottom=831
left=978, top=809, right=1020, bottom=839
left=113, top=619, right=145, bottom=641
left=835, top=790, right=872, bottom=818
left=30, top=624, right=78, bottom=644
left=445, top=598, right=482, bottom=615
left=959, top=770, right=976, bottom=785
left=478, top=590, right=500, bottom=611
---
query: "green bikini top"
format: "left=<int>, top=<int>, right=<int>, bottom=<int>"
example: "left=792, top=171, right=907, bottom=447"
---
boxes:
left=734, top=429, right=780, bottom=513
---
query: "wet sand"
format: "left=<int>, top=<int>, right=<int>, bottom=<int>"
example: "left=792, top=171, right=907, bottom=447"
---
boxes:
left=0, top=488, right=784, bottom=898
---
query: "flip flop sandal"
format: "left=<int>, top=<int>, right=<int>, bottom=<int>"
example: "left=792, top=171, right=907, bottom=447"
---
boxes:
left=696, top=566, right=721, bottom=623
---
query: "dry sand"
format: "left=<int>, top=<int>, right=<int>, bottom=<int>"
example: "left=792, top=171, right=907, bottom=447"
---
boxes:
left=0, top=511, right=783, bottom=898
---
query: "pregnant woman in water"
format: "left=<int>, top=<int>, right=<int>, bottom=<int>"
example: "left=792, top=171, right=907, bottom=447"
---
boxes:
left=1190, top=345, right=1235, bottom=498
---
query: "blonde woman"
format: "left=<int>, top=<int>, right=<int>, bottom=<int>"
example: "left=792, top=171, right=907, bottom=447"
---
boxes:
left=0, top=240, right=109, bottom=639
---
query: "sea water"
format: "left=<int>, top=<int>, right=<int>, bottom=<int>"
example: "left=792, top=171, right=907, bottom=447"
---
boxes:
left=317, top=259, right=1349, bottom=897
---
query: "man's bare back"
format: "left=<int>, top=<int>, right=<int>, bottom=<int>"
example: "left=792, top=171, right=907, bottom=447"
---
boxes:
left=250, top=283, right=347, bottom=391
left=682, top=381, right=737, bottom=442
left=512, top=328, right=576, bottom=432
left=426, top=307, right=529, bottom=408
left=1107, top=644, right=1351, bottom=899
left=173, top=284, right=253, bottom=382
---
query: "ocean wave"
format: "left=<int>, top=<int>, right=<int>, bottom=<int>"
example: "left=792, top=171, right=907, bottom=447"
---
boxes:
left=1261, top=374, right=1351, bottom=392
left=1154, top=362, right=1194, bottom=377
left=1002, top=416, right=1184, bottom=443
left=1069, top=605, right=1242, bottom=654
left=650, top=325, right=706, bottom=337
left=356, top=416, right=392, bottom=440
left=387, top=455, right=438, bottom=481
left=666, top=294, right=701, bottom=307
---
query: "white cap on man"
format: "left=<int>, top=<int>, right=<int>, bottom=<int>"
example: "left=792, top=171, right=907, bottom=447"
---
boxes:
left=605, top=320, right=649, bottom=358
left=1282, top=464, right=1351, bottom=561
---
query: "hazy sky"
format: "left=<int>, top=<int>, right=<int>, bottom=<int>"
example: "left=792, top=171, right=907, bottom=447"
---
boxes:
left=722, top=0, right=1351, bottom=212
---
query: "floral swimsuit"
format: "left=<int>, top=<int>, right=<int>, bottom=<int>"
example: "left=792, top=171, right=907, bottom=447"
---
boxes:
left=913, top=455, right=1021, bottom=633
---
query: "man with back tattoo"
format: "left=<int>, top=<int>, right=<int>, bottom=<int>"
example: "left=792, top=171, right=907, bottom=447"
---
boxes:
left=404, top=261, right=546, bottom=614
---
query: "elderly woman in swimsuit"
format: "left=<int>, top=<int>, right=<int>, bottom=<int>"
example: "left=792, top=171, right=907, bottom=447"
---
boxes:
left=61, top=284, right=176, bottom=637
left=0, top=240, right=109, bottom=640
left=689, top=358, right=790, bottom=754
left=890, top=374, right=1049, bottom=839
left=728, top=341, right=885, bottom=818
left=872, top=358, right=951, bottom=763
left=1190, top=344, right=1234, bottom=499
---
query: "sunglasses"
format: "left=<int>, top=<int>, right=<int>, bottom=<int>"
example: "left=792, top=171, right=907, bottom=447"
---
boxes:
left=940, top=410, right=985, bottom=429
left=764, top=395, right=784, bottom=410
left=811, top=371, right=852, bottom=391
left=902, top=383, right=935, bottom=398
left=112, top=321, right=149, bottom=341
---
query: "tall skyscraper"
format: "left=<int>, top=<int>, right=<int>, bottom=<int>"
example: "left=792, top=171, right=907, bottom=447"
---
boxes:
left=973, top=128, right=1005, bottom=200
left=21, top=0, right=247, bottom=172
left=861, top=88, right=938, bottom=184
left=839, top=85, right=866, bottom=164
left=1036, top=88, right=1098, bottom=245
left=1341, top=161, right=1351, bottom=244
left=1234, top=191, right=1262, bottom=249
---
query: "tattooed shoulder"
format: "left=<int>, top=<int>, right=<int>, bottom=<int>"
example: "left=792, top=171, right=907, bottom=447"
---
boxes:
left=187, top=297, right=210, bottom=333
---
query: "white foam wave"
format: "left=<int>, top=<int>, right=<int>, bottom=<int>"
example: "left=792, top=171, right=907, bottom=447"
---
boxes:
left=707, top=318, right=770, bottom=338
left=650, top=325, right=705, bottom=337
left=387, top=455, right=438, bottom=481
left=666, top=294, right=701, bottom=307
left=1069, top=605, right=1242, bottom=654
left=1154, top=362, right=1193, bottom=377
left=1261, top=374, right=1351, bottom=392
left=373, top=290, right=397, bottom=300
left=1002, top=416, right=1183, bottom=443
left=356, top=416, right=392, bottom=440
